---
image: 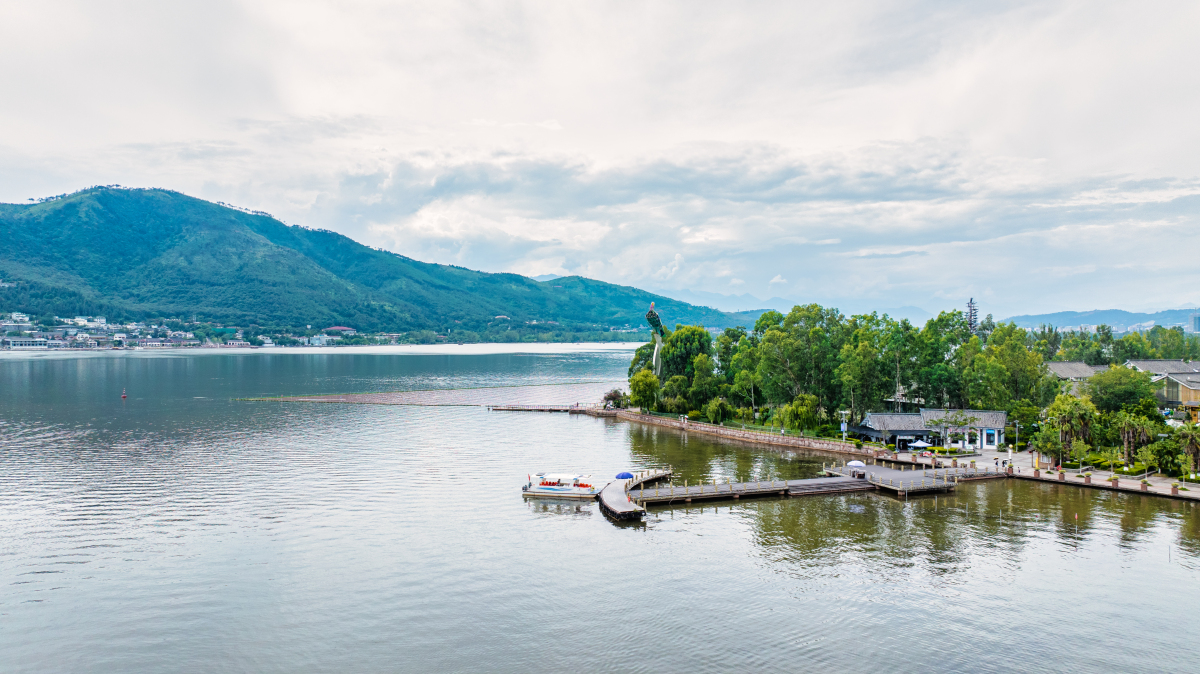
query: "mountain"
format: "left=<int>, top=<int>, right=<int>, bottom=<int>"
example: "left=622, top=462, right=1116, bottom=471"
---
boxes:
left=653, top=288, right=792, bottom=313
left=1001, top=308, right=1200, bottom=331
left=0, top=187, right=756, bottom=333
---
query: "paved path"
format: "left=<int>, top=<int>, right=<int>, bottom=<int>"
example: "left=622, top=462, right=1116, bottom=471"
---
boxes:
left=972, top=448, right=1200, bottom=501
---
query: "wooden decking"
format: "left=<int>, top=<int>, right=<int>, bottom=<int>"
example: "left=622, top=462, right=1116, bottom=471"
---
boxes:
left=824, top=462, right=1006, bottom=496
left=628, top=476, right=874, bottom=504
left=596, top=469, right=673, bottom=521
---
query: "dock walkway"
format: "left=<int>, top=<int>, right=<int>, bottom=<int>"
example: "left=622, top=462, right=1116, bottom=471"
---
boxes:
left=628, top=476, right=873, bottom=504
left=597, top=469, right=673, bottom=521
left=825, top=462, right=1006, bottom=496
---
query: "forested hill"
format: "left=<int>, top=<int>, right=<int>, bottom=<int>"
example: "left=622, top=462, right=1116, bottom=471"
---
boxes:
left=0, top=187, right=757, bottom=332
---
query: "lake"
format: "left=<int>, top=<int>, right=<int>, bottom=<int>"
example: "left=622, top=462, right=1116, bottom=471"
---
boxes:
left=2, top=345, right=1198, bottom=673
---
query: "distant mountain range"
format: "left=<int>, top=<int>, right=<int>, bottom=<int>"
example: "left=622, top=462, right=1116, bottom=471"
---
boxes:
left=1001, top=308, right=1200, bottom=331
left=0, top=188, right=763, bottom=333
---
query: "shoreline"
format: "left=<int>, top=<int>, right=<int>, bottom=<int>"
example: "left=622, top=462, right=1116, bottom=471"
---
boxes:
left=0, top=341, right=644, bottom=359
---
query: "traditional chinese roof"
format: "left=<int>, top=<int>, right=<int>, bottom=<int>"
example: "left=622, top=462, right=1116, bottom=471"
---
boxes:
left=1164, top=372, right=1200, bottom=391
left=1125, top=359, right=1199, bottom=375
left=862, top=413, right=927, bottom=431
left=920, top=408, right=1007, bottom=430
left=1046, top=361, right=1108, bottom=380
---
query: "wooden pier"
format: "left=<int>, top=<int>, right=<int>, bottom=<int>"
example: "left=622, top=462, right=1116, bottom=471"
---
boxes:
left=596, top=468, right=673, bottom=521
left=824, top=461, right=1006, bottom=497
left=627, top=476, right=874, bottom=505
left=621, top=462, right=1009, bottom=508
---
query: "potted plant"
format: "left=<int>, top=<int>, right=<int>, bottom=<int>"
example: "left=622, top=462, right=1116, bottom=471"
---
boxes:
left=1058, top=470, right=1066, bottom=482
left=1082, top=472, right=1092, bottom=485
left=1140, top=479, right=1150, bottom=492
left=1172, top=482, right=1180, bottom=496
left=1109, top=475, right=1119, bottom=488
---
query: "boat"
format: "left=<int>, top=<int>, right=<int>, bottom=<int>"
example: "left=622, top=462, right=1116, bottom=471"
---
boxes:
left=522, top=473, right=601, bottom=499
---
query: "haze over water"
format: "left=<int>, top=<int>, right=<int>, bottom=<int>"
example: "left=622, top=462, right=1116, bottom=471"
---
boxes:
left=2, top=346, right=1198, bottom=673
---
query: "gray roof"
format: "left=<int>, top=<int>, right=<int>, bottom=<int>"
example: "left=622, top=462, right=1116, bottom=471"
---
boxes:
left=1165, top=372, right=1200, bottom=390
left=862, top=413, right=928, bottom=431
left=921, top=408, right=1008, bottom=430
left=1046, top=361, right=1107, bottom=380
left=864, top=409, right=1008, bottom=431
left=1125, top=359, right=1200, bottom=375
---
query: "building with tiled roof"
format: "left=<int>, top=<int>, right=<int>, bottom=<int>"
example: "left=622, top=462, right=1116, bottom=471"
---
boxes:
left=856, top=408, right=1008, bottom=451
left=1125, top=359, right=1199, bottom=375
left=1046, top=361, right=1109, bottom=381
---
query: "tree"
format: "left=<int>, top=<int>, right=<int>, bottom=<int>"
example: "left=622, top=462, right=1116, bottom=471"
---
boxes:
left=1136, top=443, right=1157, bottom=475
left=602, top=388, right=626, bottom=408
left=704, top=397, right=733, bottom=424
left=628, top=369, right=660, bottom=410
left=688, top=354, right=720, bottom=410
left=1113, top=412, right=1145, bottom=464
left=1046, top=393, right=1099, bottom=463
left=1112, top=332, right=1157, bottom=362
left=964, top=356, right=1012, bottom=410
left=1103, top=445, right=1122, bottom=476
left=1032, top=424, right=1063, bottom=464
left=628, top=342, right=657, bottom=379
left=1083, top=366, right=1155, bottom=413
left=660, top=375, right=690, bottom=413
left=1176, top=423, right=1200, bottom=471
left=660, top=325, right=713, bottom=382
left=836, top=319, right=885, bottom=423
left=715, top=326, right=747, bottom=382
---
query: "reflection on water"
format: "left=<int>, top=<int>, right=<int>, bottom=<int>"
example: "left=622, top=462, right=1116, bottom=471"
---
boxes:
left=1, top=348, right=1198, bottom=674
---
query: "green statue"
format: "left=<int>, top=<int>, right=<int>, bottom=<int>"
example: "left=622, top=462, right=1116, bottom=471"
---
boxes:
left=646, top=302, right=666, bottom=378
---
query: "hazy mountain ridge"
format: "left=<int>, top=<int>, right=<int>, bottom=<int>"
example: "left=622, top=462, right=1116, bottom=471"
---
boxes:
left=1002, top=308, right=1199, bottom=330
left=0, top=187, right=754, bottom=332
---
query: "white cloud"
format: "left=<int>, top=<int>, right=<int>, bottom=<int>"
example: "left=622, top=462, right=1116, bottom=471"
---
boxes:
left=2, top=0, right=1199, bottom=316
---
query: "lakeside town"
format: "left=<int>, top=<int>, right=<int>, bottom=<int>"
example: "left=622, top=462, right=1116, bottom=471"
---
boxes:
left=0, top=313, right=370, bottom=349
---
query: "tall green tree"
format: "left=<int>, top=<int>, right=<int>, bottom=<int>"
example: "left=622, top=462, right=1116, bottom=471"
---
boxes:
left=660, top=325, right=714, bottom=382
left=1082, top=366, right=1155, bottom=413
left=629, top=369, right=660, bottom=410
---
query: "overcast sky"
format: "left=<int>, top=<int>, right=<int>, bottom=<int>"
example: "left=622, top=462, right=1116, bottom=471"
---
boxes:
left=2, top=0, right=1198, bottom=319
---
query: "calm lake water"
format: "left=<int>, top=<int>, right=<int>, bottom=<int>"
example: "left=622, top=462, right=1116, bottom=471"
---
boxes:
left=2, top=345, right=1198, bottom=673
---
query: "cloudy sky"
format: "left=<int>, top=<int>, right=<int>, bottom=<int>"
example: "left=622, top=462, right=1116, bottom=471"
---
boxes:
left=2, top=0, right=1198, bottom=319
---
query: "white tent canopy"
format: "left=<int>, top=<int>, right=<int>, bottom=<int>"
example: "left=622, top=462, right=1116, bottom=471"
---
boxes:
left=909, top=440, right=932, bottom=448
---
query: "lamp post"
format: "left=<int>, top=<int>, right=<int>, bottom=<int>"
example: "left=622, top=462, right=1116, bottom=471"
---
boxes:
left=1013, top=421, right=1021, bottom=469
left=839, top=410, right=850, bottom=443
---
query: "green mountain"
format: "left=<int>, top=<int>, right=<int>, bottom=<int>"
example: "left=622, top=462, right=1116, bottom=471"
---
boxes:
left=0, top=187, right=759, bottom=333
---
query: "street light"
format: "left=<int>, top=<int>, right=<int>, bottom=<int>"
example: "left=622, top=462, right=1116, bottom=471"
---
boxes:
left=839, top=410, right=850, bottom=442
left=1013, top=421, right=1021, bottom=469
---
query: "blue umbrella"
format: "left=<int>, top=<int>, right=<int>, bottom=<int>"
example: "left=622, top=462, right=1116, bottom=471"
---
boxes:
left=616, top=472, right=634, bottom=479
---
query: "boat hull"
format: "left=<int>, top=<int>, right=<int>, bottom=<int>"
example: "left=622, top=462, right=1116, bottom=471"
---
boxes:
left=521, top=487, right=600, bottom=500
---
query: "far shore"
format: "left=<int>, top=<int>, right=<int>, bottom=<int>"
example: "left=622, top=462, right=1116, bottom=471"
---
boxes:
left=0, top=342, right=643, bottom=359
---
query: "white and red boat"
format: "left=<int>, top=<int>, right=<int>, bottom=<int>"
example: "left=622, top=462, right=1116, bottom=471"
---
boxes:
left=522, top=473, right=601, bottom=499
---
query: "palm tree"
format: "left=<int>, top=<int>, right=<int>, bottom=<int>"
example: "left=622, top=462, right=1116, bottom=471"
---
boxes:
left=1115, top=411, right=1138, bottom=464
left=1176, top=423, right=1200, bottom=474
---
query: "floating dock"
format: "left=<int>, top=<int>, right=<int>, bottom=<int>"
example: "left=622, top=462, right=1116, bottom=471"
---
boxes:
left=627, top=476, right=874, bottom=504
left=596, top=469, right=672, bottom=521
left=823, top=462, right=1005, bottom=496
left=620, top=462, right=1008, bottom=509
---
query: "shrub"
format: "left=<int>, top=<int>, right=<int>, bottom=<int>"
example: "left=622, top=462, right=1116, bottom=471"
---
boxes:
left=687, top=410, right=702, bottom=421
left=854, top=439, right=863, bottom=450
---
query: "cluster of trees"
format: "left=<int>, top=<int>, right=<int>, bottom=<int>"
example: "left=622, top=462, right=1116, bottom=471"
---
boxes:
left=1032, top=324, right=1200, bottom=364
left=626, top=304, right=1200, bottom=476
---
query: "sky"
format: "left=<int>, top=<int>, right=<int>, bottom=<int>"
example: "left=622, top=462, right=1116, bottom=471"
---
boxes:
left=2, top=0, right=1198, bottom=319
